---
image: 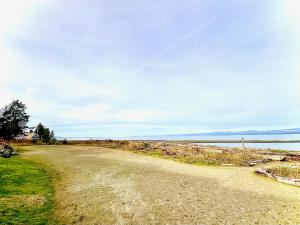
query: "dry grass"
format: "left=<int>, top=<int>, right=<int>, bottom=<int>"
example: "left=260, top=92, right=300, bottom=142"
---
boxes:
left=268, top=166, right=300, bottom=179
left=18, top=139, right=290, bottom=167
left=183, top=150, right=263, bottom=166
left=129, top=142, right=263, bottom=166
left=69, top=140, right=264, bottom=167
left=0, top=194, right=45, bottom=208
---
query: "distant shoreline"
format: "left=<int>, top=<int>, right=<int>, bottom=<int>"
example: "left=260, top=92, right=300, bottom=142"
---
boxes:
left=171, top=140, right=300, bottom=143
left=55, top=138, right=300, bottom=143
left=56, top=131, right=300, bottom=142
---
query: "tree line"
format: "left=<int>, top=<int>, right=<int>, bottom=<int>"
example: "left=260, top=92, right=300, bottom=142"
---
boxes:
left=0, top=100, right=56, bottom=143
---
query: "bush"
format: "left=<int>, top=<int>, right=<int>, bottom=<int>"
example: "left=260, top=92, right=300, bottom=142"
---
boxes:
left=126, top=141, right=151, bottom=151
left=119, top=140, right=129, bottom=146
left=62, top=139, right=68, bottom=145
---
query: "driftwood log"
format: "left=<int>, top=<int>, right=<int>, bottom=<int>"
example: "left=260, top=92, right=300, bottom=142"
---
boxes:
left=286, top=154, right=300, bottom=162
left=247, top=159, right=272, bottom=167
left=256, top=168, right=300, bottom=187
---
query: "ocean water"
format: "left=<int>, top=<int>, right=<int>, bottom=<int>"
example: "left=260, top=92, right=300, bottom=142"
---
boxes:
left=134, top=134, right=300, bottom=141
left=132, top=134, right=300, bottom=151
left=198, top=142, right=300, bottom=151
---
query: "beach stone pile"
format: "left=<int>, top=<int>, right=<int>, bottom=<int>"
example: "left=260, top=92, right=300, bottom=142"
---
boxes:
left=0, top=142, right=16, bottom=158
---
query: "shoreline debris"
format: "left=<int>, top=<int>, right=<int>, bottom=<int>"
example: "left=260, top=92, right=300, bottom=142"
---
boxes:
left=256, top=168, right=300, bottom=187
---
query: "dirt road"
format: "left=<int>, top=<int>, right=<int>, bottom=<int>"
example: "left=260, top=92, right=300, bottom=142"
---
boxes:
left=24, top=145, right=300, bottom=225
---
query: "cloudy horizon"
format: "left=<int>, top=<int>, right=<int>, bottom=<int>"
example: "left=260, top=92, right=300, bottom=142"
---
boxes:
left=1, top=0, right=300, bottom=137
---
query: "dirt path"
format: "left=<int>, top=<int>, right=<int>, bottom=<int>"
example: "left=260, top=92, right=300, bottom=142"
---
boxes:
left=24, top=145, right=300, bottom=225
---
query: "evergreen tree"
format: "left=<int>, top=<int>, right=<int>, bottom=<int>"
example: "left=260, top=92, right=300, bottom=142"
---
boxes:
left=35, top=123, right=55, bottom=143
left=0, top=100, right=30, bottom=140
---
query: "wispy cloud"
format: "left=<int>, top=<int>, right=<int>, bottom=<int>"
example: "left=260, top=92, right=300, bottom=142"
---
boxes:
left=118, top=3, right=235, bottom=87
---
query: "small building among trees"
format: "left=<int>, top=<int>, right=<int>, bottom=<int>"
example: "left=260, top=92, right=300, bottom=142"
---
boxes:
left=25, top=132, right=40, bottom=141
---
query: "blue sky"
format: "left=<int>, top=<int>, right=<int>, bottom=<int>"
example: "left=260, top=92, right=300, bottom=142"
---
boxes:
left=1, top=0, right=299, bottom=137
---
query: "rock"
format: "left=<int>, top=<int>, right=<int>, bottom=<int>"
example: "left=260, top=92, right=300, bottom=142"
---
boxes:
left=1, top=149, right=12, bottom=158
left=0, top=142, right=16, bottom=158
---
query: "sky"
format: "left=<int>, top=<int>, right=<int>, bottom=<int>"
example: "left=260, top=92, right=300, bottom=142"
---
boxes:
left=0, top=0, right=300, bottom=137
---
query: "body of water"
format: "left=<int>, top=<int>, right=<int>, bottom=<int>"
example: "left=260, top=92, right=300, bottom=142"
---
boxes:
left=134, top=134, right=300, bottom=151
left=137, top=134, right=300, bottom=141
left=198, top=142, right=300, bottom=151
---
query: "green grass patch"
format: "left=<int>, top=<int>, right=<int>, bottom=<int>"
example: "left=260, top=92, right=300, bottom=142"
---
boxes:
left=0, top=156, right=54, bottom=224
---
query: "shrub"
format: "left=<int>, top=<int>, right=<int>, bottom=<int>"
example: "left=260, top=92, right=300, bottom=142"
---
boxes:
left=62, top=139, right=68, bottom=145
left=126, top=141, right=151, bottom=151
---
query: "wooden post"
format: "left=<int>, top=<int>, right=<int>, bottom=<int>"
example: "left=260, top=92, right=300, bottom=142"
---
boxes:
left=242, top=137, right=245, bottom=149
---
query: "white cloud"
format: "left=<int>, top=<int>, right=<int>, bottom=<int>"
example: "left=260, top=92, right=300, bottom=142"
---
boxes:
left=58, top=103, right=112, bottom=121
left=286, top=0, right=300, bottom=27
left=0, top=45, right=14, bottom=84
left=0, top=88, right=15, bottom=105
left=113, top=110, right=167, bottom=122
left=65, top=82, right=122, bottom=99
left=0, top=0, right=50, bottom=85
left=0, top=0, right=37, bottom=36
left=57, top=103, right=167, bottom=123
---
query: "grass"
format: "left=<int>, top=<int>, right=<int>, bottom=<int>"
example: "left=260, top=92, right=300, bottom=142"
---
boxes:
left=130, top=148, right=262, bottom=166
left=270, top=149, right=289, bottom=153
left=69, top=140, right=264, bottom=167
left=0, top=156, right=54, bottom=225
left=267, top=166, right=300, bottom=179
left=127, top=142, right=263, bottom=166
left=179, top=151, right=263, bottom=166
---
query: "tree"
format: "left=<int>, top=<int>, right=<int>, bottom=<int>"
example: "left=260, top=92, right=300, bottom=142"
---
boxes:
left=0, top=100, right=30, bottom=140
left=50, top=130, right=56, bottom=143
left=35, top=123, right=45, bottom=140
left=35, top=123, right=55, bottom=143
left=43, top=128, right=51, bottom=143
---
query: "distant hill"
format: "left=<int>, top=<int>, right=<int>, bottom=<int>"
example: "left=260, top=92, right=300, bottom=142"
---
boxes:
left=160, top=128, right=300, bottom=137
